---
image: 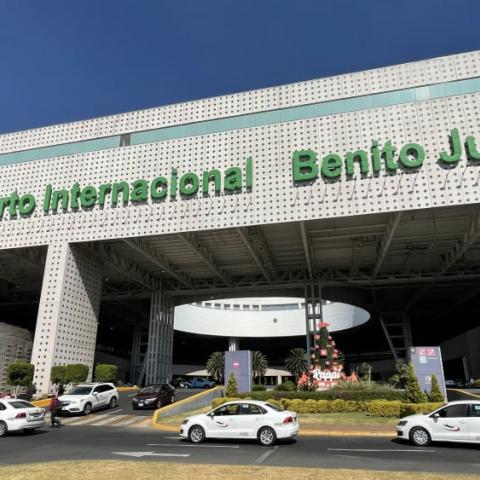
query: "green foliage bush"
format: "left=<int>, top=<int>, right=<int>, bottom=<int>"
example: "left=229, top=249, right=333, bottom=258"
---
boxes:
left=240, top=382, right=403, bottom=402
left=65, top=364, right=89, bottom=384
left=94, top=364, right=118, bottom=383
left=210, top=397, right=443, bottom=418
left=211, top=397, right=240, bottom=409
left=404, top=363, right=428, bottom=403
left=364, top=400, right=402, bottom=417
left=251, top=384, right=267, bottom=391
left=427, top=375, right=445, bottom=403
left=7, top=362, right=35, bottom=388
left=225, top=373, right=239, bottom=397
left=399, top=402, right=443, bottom=416
left=51, top=366, right=67, bottom=386
left=266, top=398, right=284, bottom=410
left=274, top=381, right=297, bottom=392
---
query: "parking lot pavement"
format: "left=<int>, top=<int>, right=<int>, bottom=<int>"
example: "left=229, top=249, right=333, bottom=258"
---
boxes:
left=1, top=424, right=479, bottom=474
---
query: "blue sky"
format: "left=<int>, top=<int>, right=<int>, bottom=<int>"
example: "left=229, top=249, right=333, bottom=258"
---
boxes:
left=0, top=0, right=479, bottom=133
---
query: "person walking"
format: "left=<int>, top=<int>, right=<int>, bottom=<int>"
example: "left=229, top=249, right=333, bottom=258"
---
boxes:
left=49, top=393, right=61, bottom=428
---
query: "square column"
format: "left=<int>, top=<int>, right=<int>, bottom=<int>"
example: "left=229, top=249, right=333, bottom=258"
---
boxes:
left=145, top=288, right=174, bottom=385
left=31, top=243, right=103, bottom=394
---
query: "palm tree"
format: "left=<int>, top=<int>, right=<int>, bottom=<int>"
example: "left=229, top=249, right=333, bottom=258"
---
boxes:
left=251, top=351, right=268, bottom=383
left=206, top=352, right=225, bottom=382
left=285, top=348, right=308, bottom=379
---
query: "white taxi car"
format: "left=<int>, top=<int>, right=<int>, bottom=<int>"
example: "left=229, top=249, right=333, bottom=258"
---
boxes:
left=0, top=399, right=46, bottom=437
left=58, top=383, right=119, bottom=415
left=180, top=400, right=298, bottom=446
left=397, top=400, right=480, bottom=446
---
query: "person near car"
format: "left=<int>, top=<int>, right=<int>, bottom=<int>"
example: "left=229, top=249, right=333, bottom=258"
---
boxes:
left=49, top=393, right=61, bottom=428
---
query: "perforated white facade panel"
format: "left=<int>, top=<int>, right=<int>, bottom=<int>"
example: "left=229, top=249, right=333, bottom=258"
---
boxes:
left=0, top=51, right=480, bottom=250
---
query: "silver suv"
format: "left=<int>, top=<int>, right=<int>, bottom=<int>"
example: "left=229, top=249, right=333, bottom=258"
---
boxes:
left=58, top=383, right=119, bottom=415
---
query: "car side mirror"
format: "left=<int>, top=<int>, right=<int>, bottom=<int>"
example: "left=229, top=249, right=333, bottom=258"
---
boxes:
left=433, top=413, right=440, bottom=418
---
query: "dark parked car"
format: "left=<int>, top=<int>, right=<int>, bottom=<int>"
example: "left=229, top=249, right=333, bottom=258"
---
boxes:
left=131, top=384, right=175, bottom=410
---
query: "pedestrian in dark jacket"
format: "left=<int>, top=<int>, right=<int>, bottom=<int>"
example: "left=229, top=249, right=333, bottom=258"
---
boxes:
left=49, top=395, right=61, bottom=428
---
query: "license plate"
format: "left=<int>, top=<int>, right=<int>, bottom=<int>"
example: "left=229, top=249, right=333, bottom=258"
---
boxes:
left=138, top=403, right=144, bottom=407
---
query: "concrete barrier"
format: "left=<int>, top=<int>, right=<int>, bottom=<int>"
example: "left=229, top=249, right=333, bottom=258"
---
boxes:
left=153, top=386, right=224, bottom=421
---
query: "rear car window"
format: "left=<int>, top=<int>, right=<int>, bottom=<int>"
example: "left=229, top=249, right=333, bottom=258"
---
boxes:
left=266, top=402, right=283, bottom=412
left=9, top=401, right=35, bottom=409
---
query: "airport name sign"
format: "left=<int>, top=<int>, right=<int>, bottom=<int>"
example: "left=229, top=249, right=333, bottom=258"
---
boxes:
left=0, top=128, right=477, bottom=220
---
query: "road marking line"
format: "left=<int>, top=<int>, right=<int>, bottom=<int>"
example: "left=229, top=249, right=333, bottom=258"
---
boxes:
left=130, top=418, right=153, bottom=428
left=62, top=415, right=105, bottom=425
left=115, top=415, right=145, bottom=426
left=112, top=451, right=190, bottom=458
left=147, top=443, right=240, bottom=449
left=90, top=415, right=131, bottom=426
left=254, top=445, right=279, bottom=464
left=105, top=408, right=123, bottom=415
left=327, top=448, right=436, bottom=453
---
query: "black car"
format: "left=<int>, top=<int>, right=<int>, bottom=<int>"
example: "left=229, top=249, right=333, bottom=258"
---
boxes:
left=131, top=384, right=175, bottom=410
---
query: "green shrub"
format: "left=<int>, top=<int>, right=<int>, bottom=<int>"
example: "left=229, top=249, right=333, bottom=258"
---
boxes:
left=316, top=400, right=331, bottom=413
left=288, top=399, right=310, bottom=413
left=239, top=382, right=403, bottom=402
left=65, top=364, right=89, bottom=384
left=51, top=366, right=67, bottom=386
left=428, top=375, right=444, bottom=403
left=364, top=400, right=402, bottom=417
left=304, top=399, right=318, bottom=413
left=211, top=397, right=240, bottom=409
left=400, top=402, right=443, bottom=417
left=252, top=384, right=266, bottom=391
left=225, top=373, right=239, bottom=397
left=280, top=398, right=292, bottom=410
left=7, top=362, right=35, bottom=395
left=94, top=364, right=118, bottom=383
left=404, top=363, right=428, bottom=403
left=266, top=398, right=284, bottom=410
left=274, top=381, right=296, bottom=392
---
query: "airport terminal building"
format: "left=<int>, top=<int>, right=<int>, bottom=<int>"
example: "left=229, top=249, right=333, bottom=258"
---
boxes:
left=1, top=51, right=480, bottom=393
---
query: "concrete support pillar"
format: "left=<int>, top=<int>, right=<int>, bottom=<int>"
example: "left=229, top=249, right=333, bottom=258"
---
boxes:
left=401, top=312, right=413, bottom=350
left=304, top=283, right=323, bottom=368
left=228, top=337, right=239, bottom=352
left=31, top=243, right=103, bottom=394
left=277, top=375, right=282, bottom=385
left=130, top=325, right=143, bottom=384
left=145, top=287, right=174, bottom=385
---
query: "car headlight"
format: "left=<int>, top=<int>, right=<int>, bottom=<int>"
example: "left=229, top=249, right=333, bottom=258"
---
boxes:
left=144, top=398, right=157, bottom=404
left=397, top=420, right=408, bottom=427
left=181, top=419, right=189, bottom=425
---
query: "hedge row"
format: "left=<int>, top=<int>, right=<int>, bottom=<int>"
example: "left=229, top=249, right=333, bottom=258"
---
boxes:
left=233, top=387, right=404, bottom=402
left=212, top=397, right=442, bottom=418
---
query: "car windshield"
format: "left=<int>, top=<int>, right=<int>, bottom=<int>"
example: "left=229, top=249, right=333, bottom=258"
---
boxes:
left=9, top=401, right=35, bottom=409
left=266, top=402, right=283, bottom=412
left=67, top=387, right=92, bottom=395
left=139, top=386, right=161, bottom=394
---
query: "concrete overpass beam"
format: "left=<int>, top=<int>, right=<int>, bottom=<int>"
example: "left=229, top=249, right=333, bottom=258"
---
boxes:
left=31, top=243, right=103, bottom=394
left=145, top=287, right=174, bottom=385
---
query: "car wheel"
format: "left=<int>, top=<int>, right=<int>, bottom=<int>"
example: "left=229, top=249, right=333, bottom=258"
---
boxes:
left=0, top=421, right=7, bottom=437
left=189, top=425, right=206, bottom=444
left=258, top=426, right=276, bottom=446
left=83, top=402, right=93, bottom=416
left=410, top=427, right=431, bottom=446
left=109, top=396, right=117, bottom=409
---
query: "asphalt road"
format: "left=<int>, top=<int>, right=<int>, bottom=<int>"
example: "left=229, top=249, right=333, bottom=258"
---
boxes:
left=1, top=421, right=480, bottom=473
left=84, top=389, right=202, bottom=418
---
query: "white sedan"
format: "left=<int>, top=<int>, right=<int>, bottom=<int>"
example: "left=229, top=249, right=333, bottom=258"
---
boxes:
left=180, top=400, right=298, bottom=446
left=397, top=400, right=480, bottom=446
left=0, top=399, right=46, bottom=437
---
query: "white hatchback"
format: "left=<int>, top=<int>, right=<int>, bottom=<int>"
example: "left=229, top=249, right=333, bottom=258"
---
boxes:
left=0, top=399, right=46, bottom=437
left=58, top=383, right=119, bottom=415
left=397, top=400, right=480, bottom=446
left=180, top=400, right=299, bottom=446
